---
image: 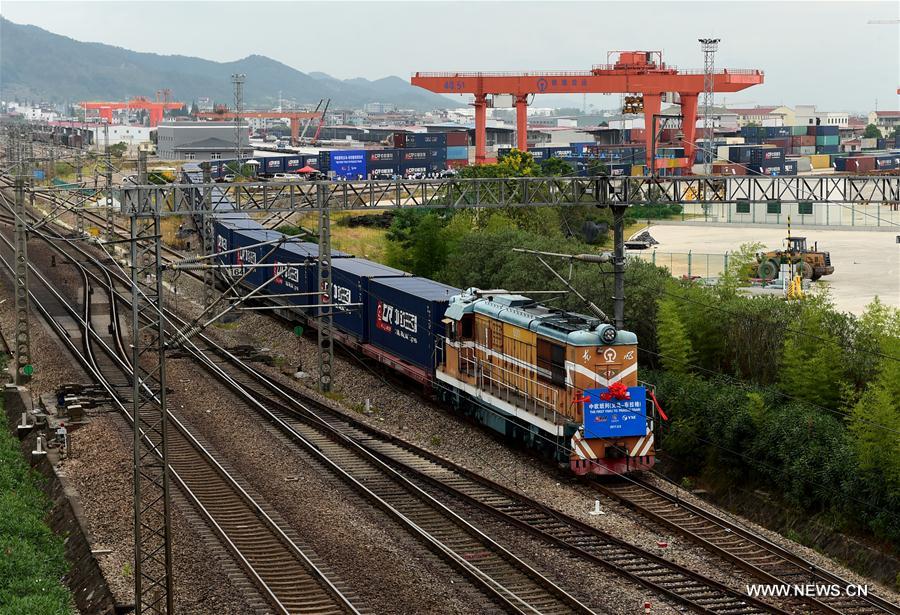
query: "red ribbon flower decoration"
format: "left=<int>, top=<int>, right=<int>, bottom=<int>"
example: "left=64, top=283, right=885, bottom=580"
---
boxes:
left=600, top=381, right=630, bottom=401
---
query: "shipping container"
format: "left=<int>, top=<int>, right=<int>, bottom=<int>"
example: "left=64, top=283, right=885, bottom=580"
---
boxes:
left=228, top=228, right=285, bottom=288
left=815, top=135, right=840, bottom=146
left=262, top=157, right=285, bottom=174
left=325, top=259, right=408, bottom=341
left=711, top=162, right=746, bottom=176
left=446, top=131, right=468, bottom=147
left=366, top=277, right=460, bottom=370
left=748, top=163, right=785, bottom=176
left=874, top=155, right=899, bottom=170
left=406, top=133, right=448, bottom=148
left=446, top=146, right=468, bottom=160
left=765, top=126, right=792, bottom=138
left=268, top=241, right=351, bottom=307
left=329, top=150, right=368, bottom=179
left=392, top=133, right=407, bottom=148
left=446, top=159, right=470, bottom=169
left=835, top=156, right=874, bottom=172
left=782, top=160, right=797, bottom=175
left=816, top=145, right=839, bottom=154
left=749, top=147, right=784, bottom=163
left=790, top=125, right=808, bottom=136
left=808, top=154, right=830, bottom=169
left=368, top=149, right=400, bottom=165
left=548, top=147, right=576, bottom=159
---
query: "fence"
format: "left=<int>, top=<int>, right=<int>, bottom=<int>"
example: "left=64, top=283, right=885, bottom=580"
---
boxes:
left=680, top=201, right=900, bottom=228
left=629, top=250, right=729, bottom=279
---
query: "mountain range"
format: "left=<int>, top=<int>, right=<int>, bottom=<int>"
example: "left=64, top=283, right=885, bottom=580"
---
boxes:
left=0, top=18, right=461, bottom=111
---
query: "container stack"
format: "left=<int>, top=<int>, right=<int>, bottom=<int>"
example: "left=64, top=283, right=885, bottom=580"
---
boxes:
left=812, top=125, right=840, bottom=154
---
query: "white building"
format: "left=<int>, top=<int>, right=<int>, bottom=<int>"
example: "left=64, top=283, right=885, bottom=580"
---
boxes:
left=88, top=125, right=154, bottom=154
left=793, top=105, right=848, bottom=128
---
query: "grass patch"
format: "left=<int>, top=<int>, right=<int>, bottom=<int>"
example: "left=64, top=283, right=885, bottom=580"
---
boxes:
left=0, top=411, right=74, bottom=614
left=323, top=391, right=345, bottom=402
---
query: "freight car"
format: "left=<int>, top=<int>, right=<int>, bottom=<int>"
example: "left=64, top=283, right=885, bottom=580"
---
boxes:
left=184, top=164, right=658, bottom=476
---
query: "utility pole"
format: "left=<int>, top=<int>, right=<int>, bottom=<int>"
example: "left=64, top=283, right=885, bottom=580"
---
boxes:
left=316, top=184, right=334, bottom=392
left=130, top=188, right=174, bottom=615
left=611, top=204, right=627, bottom=330
left=201, top=163, right=215, bottom=308
left=699, top=38, right=720, bottom=175
left=13, top=177, right=33, bottom=384
left=231, top=73, right=246, bottom=175
left=104, top=123, right=115, bottom=241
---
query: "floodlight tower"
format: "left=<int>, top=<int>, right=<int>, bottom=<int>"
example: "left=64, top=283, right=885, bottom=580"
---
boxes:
left=231, top=74, right=246, bottom=171
left=699, top=38, right=720, bottom=175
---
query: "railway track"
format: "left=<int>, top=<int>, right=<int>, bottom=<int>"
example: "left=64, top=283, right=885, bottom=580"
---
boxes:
left=593, top=480, right=900, bottom=615
left=1, top=191, right=594, bottom=614
left=5, top=173, right=898, bottom=614
left=0, top=212, right=362, bottom=615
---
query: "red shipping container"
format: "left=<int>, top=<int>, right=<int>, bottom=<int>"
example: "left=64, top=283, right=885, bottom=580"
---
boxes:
left=846, top=156, right=875, bottom=172
left=800, top=135, right=815, bottom=146
left=447, top=159, right=470, bottom=169
left=392, top=133, right=407, bottom=148
left=446, top=131, right=468, bottom=146
left=630, top=128, right=647, bottom=142
left=712, top=163, right=747, bottom=176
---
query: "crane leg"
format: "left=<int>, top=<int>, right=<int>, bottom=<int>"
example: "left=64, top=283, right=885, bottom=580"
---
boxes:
left=679, top=93, right=699, bottom=171
left=516, top=95, right=528, bottom=151
left=291, top=118, right=300, bottom=145
left=474, top=94, right=488, bottom=164
left=642, top=93, right=662, bottom=170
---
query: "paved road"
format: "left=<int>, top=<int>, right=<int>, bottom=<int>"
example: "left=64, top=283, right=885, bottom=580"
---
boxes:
left=644, top=223, right=900, bottom=315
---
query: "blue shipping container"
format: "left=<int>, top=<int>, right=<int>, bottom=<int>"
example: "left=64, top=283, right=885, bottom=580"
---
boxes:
left=329, top=150, right=367, bottom=179
left=366, top=277, right=460, bottom=370
left=229, top=228, right=285, bottom=289
left=782, top=160, right=797, bottom=175
left=284, top=156, right=302, bottom=171
left=406, top=133, right=447, bottom=148
left=446, top=146, right=468, bottom=160
left=268, top=241, right=351, bottom=308
left=325, top=259, right=408, bottom=341
left=263, top=157, right=285, bottom=174
left=368, top=150, right=400, bottom=165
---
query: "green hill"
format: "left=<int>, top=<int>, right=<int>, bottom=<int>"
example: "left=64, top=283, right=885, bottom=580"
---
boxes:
left=0, top=18, right=459, bottom=110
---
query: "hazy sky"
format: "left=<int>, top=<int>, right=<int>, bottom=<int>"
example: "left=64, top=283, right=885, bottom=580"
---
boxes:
left=2, top=0, right=898, bottom=113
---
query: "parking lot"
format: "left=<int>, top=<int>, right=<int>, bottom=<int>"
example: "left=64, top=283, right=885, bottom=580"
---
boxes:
left=641, top=222, right=900, bottom=315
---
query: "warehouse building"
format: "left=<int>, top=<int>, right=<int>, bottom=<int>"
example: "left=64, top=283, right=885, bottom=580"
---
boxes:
left=156, top=121, right=249, bottom=161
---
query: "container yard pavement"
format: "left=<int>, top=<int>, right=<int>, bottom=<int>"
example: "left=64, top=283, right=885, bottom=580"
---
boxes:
left=644, top=222, right=900, bottom=315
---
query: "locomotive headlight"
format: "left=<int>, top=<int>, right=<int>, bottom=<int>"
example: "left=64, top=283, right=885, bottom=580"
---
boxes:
left=600, top=325, right=617, bottom=344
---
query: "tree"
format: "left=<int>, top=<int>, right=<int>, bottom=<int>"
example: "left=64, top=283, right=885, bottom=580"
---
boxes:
left=108, top=142, right=128, bottom=158
left=540, top=157, right=574, bottom=176
left=863, top=124, right=882, bottom=139
left=655, top=298, right=695, bottom=374
left=190, top=101, right=199, bottom=116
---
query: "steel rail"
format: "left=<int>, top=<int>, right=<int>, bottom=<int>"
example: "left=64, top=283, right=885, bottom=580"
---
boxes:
left=0, top=209, right=362, bottom=615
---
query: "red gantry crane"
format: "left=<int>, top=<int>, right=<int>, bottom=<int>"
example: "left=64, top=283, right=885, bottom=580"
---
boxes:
left=194, top=105, right=327, bottom=145
left=80, top=94, right=185, bottom=127
left=412, top=51, right=764, bottom=167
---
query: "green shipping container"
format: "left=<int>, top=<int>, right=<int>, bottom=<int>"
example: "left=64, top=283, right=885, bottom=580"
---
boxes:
left=816, top=135, right=840, bottom=146
left=791, top=125, right=808, bottom=136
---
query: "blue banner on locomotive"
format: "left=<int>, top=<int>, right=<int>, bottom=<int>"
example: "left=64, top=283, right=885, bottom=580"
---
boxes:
left=436, top=289, right=656, bottom=476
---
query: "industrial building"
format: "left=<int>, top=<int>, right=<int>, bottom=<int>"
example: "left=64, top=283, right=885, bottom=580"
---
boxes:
left=156, top=121, right=249, bottom=161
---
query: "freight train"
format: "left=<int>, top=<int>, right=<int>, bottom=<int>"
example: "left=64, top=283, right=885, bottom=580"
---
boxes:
left=183, top=164, right=658, bottom=476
